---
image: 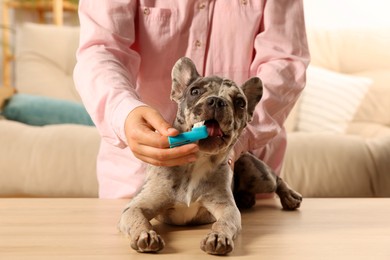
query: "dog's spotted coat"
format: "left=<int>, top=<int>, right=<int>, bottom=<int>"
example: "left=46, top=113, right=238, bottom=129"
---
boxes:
left=118, top=57, right=302, bottom=255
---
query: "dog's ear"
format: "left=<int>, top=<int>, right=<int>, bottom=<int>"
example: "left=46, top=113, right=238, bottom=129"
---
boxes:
left=171, top=57, right=200, bottom=103
left=240, top=77, right=263, bottom=121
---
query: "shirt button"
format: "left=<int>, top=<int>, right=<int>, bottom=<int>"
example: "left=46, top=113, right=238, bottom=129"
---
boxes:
left=198, top=2, right=206, bottom=9
left=195, top=40, right=202, bottom=48
left=241, top=0, right=248, bottom=5
left=143, top=7, right=150, bottom=15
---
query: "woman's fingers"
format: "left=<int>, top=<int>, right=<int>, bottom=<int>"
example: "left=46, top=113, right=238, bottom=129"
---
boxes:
left=132, top=143, right=199, bottom=166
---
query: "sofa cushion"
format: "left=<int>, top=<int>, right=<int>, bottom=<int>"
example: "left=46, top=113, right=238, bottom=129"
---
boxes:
left=307, top=28, right=390, bottom=73
left=15, top=23, right=80, bottom=102
left=282, top=132, right=385, bottom=197
left=2, top=94, right=94, bottom=126
left=296, top=66, right=372, bottom=133
left=0, top=120, right=100, bottom=197
left=365, top=135, right=390, bottom=197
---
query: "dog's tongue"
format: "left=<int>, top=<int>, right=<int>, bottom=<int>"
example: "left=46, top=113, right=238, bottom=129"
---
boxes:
left=205, top=120, right=223, bottom=137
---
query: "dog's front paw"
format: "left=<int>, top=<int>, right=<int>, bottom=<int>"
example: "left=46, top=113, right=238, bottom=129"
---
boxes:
left=279, top=189, right=302, bottom=210
left=131, top=230, right=165, bottom=253
left=200, top=232, right=233, bottom=255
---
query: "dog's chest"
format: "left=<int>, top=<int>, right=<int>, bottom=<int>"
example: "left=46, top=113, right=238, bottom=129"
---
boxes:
left=166, top=158, right=216, bottom=224
left=181, top=158, right=214, bottom=205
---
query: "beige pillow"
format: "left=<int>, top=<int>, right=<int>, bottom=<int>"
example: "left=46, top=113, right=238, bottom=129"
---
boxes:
left=296, top=66, right=372, bottom=133
left=352, top=70, right=390, bottom=126
left=15, top=23, right=80, bottom=102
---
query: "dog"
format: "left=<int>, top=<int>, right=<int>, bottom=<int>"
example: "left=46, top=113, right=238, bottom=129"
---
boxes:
left=118, top=57, right=302, bottom=255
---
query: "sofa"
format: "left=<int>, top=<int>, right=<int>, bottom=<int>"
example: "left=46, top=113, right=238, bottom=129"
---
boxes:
left=1, top=18, right=389, bottom=198
left=0, top=23, right=100, bottom=197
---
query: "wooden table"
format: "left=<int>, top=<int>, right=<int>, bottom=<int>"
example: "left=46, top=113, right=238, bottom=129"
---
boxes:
left=0, top=198, right=389, bottom=259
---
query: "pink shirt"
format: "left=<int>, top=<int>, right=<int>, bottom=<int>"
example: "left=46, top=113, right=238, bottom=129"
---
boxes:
left=74, top=0, right=310, bottom=199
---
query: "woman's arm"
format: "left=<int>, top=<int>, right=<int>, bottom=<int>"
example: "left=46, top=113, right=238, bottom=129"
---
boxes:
left=236, top=0, right=310, bottom=156
left=74, top=0, right=143, bottom=148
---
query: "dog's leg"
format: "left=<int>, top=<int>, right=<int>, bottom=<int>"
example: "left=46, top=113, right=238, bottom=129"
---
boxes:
left=275, top=175, right=302, bottom=210
left=119, top=201, right=165, bottom=253
left=118, top=181, right=172, bottom=253
left=200, top=195, right=241, bottom=255
left=233, top=153, right=302, bottom=210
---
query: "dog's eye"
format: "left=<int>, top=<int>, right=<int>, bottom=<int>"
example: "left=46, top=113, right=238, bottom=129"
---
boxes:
left=235, top=98, right=246, bottom=109
left=190, top=87, right=201, bottom=96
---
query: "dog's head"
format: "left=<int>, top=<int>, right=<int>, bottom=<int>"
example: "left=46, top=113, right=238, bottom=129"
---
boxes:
left=171, top=57, right=263, bottom=154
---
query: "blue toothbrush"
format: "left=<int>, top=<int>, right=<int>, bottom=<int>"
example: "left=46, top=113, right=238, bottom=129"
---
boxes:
left=168, top=121, right=208, bottom=148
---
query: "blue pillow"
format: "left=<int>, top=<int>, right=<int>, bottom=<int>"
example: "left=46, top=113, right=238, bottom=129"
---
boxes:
left=1, top=94, right=94, bottom=126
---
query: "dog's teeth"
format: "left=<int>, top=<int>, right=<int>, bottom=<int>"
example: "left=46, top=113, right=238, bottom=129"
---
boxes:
left=193, top=121, right=205, bottom=128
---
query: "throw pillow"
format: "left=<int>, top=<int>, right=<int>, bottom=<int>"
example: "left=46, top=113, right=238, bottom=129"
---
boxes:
left=1, top=94, right=94, bottom=126
left=296, top=66, right=372, bottom=133
left=15, top=23, right=80, bottom=102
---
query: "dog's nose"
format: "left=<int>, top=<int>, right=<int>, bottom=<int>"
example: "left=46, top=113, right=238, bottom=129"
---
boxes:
left=207, top=97, right=227, bottom=108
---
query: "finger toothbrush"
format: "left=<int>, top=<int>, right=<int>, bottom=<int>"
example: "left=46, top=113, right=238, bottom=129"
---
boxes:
left=168, top=121, right=208, bottom=148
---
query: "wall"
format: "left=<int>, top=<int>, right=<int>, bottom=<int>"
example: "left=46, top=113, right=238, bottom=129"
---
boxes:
left=304, top=0, right=390, bottom=29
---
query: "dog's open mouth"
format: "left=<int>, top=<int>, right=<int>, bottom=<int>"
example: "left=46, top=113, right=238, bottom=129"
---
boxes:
left=204, top=119, right=225, bottom=138
left=195, top=119, right=230, bottom=152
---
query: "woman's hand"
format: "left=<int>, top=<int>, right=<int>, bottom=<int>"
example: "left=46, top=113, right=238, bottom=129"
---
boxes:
left=125, top=106, right=199, bottom=166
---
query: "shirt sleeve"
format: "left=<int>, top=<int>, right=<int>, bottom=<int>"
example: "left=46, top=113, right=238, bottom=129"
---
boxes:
left=73, top=0, right=144, bottom=148
left=235, top=0, right=310, bottom=156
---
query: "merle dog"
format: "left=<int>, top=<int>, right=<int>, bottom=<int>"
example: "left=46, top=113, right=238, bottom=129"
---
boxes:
left=118, top=57, right=302, bottom=255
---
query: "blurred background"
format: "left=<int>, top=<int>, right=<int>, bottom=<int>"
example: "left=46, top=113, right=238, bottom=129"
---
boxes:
left=0, top=0, right=389, bottom=198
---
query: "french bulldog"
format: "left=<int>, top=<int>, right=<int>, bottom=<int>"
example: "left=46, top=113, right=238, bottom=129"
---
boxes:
left=118, top=57, right=302, bottom=255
